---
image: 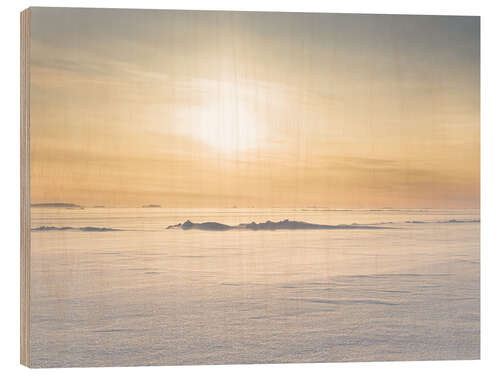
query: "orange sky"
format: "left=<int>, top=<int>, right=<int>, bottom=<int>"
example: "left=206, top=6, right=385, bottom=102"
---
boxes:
left=29, top=8, right=480, bottom=208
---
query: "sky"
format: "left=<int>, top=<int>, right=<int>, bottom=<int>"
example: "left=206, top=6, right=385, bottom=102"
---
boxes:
left=29, top=8, right=480, bottom=208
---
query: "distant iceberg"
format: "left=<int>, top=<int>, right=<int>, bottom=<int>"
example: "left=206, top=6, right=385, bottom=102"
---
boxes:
left=31, top=203, right=82, bottom=208
left=32, top=226, right=119, bottom=232
left=440, top=219, right=480, bottom=223
left=166, top=219, right=393, bottom=231
left=405, top=219, right=480, bottom=224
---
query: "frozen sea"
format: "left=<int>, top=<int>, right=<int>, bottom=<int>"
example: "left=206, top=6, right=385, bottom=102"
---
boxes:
left=30, top=208, right=480, bottom=367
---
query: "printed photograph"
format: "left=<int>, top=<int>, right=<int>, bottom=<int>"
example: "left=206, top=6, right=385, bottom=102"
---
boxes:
left=28, top=8, right=479, bottom=367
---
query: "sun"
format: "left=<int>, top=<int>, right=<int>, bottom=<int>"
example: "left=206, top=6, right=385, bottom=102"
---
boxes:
left=196, top=81, right=259, bottom=155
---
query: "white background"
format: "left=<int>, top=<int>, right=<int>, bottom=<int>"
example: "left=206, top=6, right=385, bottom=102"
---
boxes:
left=1, top=0, right=498, bottom=373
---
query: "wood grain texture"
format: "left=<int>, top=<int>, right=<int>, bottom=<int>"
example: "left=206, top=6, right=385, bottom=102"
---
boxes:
left=20, top=7, right=31, bottom=367
left=21, top=9, right=480, bottom=367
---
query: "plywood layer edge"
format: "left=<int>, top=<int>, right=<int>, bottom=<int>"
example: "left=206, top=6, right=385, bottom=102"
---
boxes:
left=20, top=7, right=31, bottom=368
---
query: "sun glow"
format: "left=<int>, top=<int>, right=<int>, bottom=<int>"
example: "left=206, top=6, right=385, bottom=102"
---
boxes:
left=196, top=81, right=259, bottom=155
